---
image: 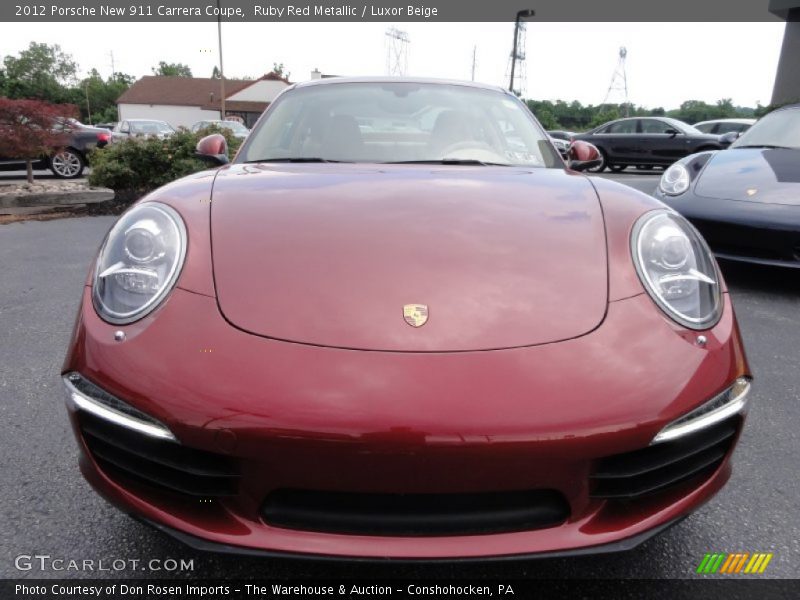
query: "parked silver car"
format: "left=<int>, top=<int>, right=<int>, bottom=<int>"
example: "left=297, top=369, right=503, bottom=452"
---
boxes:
left=693, top=118, right=755, bottom=135
left=112, top=119, right=175, bottom=141
left=191, top=120, right=250, bottom=139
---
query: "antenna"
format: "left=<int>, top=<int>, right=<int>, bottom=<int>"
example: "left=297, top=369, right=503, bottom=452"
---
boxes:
left=603, top=46, right=629, bottom=116
left=109, top=51, right=116, bottom=79
left=385, top=27, right=410, bottom=76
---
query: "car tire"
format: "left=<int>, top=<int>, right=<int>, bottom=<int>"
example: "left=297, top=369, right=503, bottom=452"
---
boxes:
left=609, top=164, right=626, bottom=172
left=586, top=148, right=607, bottom=173
left=50, top=148, right=85, bottom=179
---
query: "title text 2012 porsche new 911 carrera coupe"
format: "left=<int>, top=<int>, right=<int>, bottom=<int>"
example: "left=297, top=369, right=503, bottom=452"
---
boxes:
left=63, top=78, right=751, bottom=560
left=655, top=104, right=800, bottom=269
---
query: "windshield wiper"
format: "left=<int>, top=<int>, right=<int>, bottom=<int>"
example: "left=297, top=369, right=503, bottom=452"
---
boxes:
left=734, top=144, right=793, bottom=150
left=382, top=159, right=512, bottom=166
left=244, top=157, right=344, bottom=163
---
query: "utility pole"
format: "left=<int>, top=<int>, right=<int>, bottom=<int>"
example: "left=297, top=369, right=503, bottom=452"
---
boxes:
left=385, top=27, right=410, bottom=76
left=509, top=9, right=534, bottom=94
left=471, top=45, right=477, bottom=81
left=603, top=47, right=630, bottom=117
left=217, top=0, right=226, bottom=119
left=84, top=84, right=92, bottom=124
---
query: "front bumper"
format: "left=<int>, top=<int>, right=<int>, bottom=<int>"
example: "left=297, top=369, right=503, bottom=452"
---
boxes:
left=63, top=285, right=749, bottom=559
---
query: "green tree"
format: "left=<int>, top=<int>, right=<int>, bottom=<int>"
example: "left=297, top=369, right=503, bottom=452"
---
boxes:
left=1, top=42, right=78, bottom=102
left=78, top=69, right=133, bottom=124
left=271, top=62, right=290, bottom=80
left=151, top=61, right=193, bottom=77
left=211, top=65, right=221, bottom=79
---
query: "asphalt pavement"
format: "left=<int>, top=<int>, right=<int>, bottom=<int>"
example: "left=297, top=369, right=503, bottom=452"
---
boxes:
left=0, top=171, right=797, bottom=580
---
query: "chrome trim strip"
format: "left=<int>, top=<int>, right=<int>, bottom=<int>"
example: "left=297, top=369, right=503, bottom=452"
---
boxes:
left=62, top=375, right=176, bottom=442
left=651, top=378, right=750, bottom=444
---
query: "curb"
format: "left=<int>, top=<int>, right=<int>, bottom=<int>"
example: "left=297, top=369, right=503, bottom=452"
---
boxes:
left=0, top=188, right=115, bottom=208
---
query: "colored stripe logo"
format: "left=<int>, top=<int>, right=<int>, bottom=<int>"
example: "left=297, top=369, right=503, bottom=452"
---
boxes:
left=697, top=553, right=773, bottom=574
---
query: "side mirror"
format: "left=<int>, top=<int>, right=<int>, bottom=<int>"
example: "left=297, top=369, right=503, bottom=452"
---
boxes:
left=567, top=140, right=602, bottom=172
left=195, top=133, right=229, bottom=166
left=719, top=131, right=740, bottom=145
left=664, top=128, right=680, bottom=137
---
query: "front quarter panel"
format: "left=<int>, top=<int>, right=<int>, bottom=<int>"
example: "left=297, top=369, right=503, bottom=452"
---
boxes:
left=587, top=176, right=663, bottom=301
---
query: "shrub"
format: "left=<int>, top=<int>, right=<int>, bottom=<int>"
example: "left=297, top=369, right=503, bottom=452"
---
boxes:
left=88, top=124, right=244, bottom=205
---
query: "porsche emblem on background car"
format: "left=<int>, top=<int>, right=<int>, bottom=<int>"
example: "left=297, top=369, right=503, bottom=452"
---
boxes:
left=403, top=304, right=429, bottom=327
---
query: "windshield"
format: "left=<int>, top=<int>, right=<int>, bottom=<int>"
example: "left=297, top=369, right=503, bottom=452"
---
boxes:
left=732, top=107, right=800, bottom=149
left=662, top=118, right=702, bottom=135
left=131, top=121, right=174, bottom=134
left=222, top=121, right=248, bottom=133
left=238, top=82, right=559, bottom=167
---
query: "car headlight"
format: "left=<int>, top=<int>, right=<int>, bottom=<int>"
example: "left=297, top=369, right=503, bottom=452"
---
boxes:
left=659, top=162, right=690, bottom=195
left=632, top=210, right=722, bottom=330
left=92, top=202, right=186, bottom=324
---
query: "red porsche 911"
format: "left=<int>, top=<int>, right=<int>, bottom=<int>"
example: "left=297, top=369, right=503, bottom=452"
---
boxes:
left=62, top=78, right=751, bottom=560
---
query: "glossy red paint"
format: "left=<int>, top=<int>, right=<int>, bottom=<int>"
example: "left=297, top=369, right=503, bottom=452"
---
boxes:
left=63, top=113, right=750, bottom=557
left=63, top=278, right=747, bottom=558
left=196, top=133, right=228, bottom=160
left=211, top=164, right=607, bottom=351
left=569, top=140, right=599, bottom=162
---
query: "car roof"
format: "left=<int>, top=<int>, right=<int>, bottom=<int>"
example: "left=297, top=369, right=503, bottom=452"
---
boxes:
left=694, top=118, right=756, bottom=125
left=292, top=76, right=508, bottom=93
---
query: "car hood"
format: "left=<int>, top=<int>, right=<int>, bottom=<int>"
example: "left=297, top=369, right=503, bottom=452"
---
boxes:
left=695, top=147, right=800, bottom=206
left=210, top=164, right=608, bottom=352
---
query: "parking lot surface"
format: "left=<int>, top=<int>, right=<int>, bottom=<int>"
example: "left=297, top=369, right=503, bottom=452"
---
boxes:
left=0, top=171, right=797, bottom=579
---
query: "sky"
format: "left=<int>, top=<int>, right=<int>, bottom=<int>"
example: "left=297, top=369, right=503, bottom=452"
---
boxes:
left=0, top=21, right=786, bottom=109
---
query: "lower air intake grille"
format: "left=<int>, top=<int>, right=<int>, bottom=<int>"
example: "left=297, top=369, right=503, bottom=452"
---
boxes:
left=79, top=412, right=240, bottom=497
left=590, top=417, right=739, bottom=500
left=261, top=489, right=569, bottom=536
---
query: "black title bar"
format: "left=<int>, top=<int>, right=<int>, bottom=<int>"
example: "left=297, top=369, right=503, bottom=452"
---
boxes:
left=1, top=0, right=789, bottom=22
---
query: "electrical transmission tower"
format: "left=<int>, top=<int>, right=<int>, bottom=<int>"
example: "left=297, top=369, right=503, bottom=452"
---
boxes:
left=603, top=47, right=629, bottom=116
left=506, top=20, right=528, bottom=95
left=385, top=27, right=410, bottom=76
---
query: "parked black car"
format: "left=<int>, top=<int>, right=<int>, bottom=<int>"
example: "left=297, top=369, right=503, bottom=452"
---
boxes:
left=547, top=130, right=576, bottom=142
left=0, top=119, right=110, bottom=178
left=654, top=104, right=800, bottom=268
left=572, top=117, right=726, bottom=172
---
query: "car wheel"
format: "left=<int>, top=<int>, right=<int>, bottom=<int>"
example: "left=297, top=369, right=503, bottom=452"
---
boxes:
left=609, top=164, right=626, bottom=172
left=50, top=148, right=85, bottom=179
left=585, top=148, right=607, bottom=173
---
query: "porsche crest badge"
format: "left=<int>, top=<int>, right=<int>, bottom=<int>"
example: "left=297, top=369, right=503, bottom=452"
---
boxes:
left=403, top=304, right=429, bottom=328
